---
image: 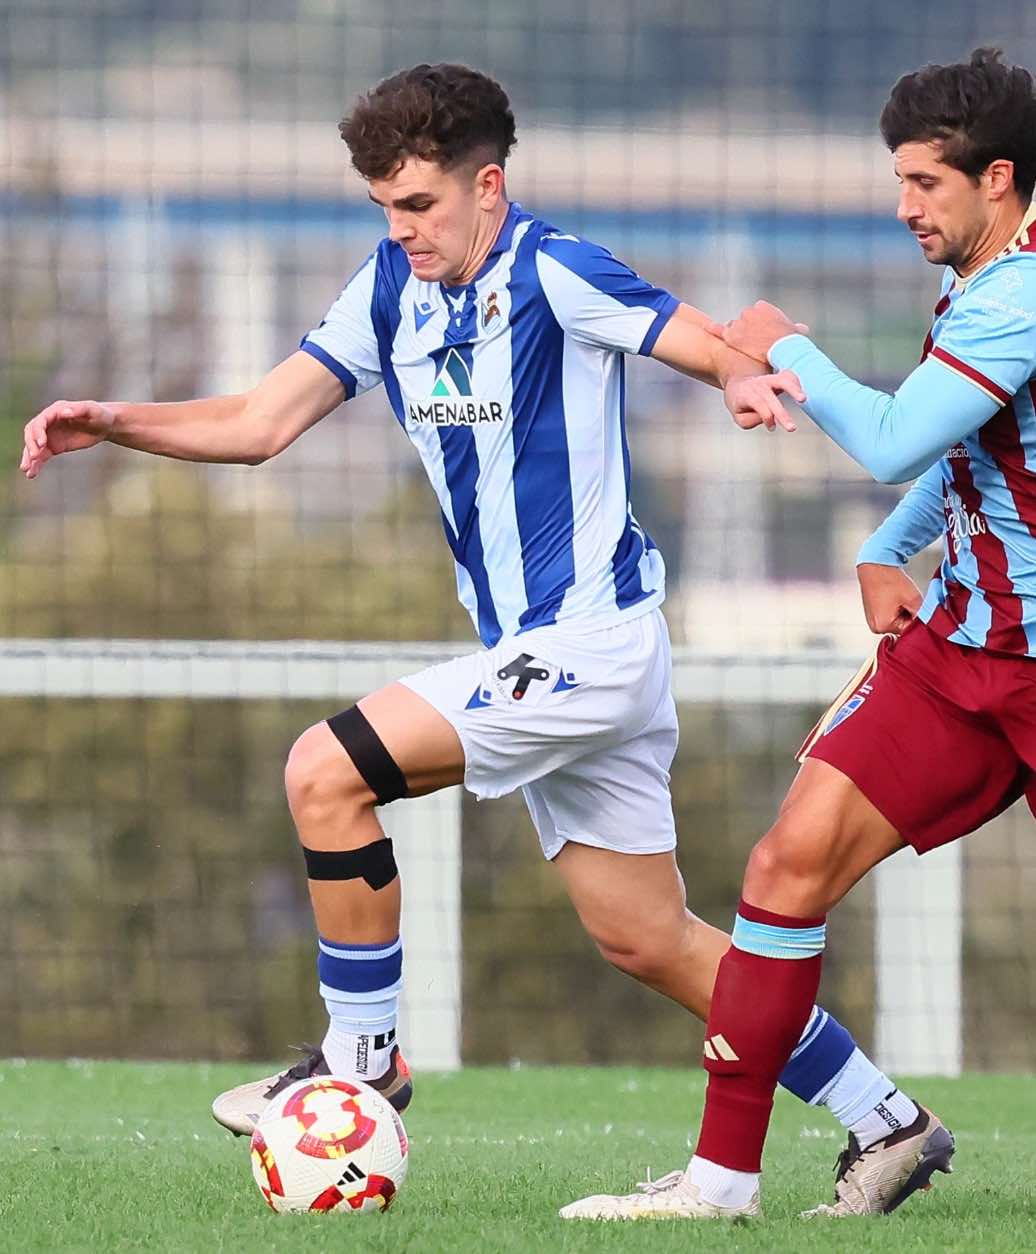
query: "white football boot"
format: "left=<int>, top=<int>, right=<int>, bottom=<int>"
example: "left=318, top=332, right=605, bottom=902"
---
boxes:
left=802, top=1105, right=954, bottom=1217
left=211, top=1043, right=412, bottom=1137
left=560, top=1168, right=760, bottom=1221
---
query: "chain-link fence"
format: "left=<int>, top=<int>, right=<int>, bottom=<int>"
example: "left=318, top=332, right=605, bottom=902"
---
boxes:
left=3, top=1, right=1035, bottom=1070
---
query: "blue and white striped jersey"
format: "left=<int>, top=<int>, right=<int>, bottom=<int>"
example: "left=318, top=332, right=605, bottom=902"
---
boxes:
left=300, top=202, right=678, bottom=646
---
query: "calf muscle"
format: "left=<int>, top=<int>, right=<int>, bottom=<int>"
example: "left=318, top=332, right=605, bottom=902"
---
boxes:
left=553, top=844, right=731, bottom=1020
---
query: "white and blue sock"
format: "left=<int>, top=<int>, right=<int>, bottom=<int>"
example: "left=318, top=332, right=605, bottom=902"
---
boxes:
left=778, top=1006, right=917, bottom=1148
left=818, top=1052, right=919, bottom=1149
left=317, top=934, right=403, bottom=1081
left=779, top=1005, right=855, bottom=1102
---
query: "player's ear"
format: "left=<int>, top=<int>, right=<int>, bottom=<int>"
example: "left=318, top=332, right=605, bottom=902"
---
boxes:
left=474, top=163, right=505, bottom=209
left=984, top=158, right=1015, bottom=202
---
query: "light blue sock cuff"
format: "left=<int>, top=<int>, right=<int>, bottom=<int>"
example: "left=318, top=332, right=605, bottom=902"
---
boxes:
left=732, top=913, right=827, bottom=960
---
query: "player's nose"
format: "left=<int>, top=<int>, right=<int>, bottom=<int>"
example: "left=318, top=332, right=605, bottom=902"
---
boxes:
left=896, top=191, right=919, bottom=225
left=387, top=213, right=416, bottom=243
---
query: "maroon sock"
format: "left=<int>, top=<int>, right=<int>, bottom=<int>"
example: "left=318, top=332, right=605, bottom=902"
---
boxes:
left=695, top=899, right=826, bottom=1173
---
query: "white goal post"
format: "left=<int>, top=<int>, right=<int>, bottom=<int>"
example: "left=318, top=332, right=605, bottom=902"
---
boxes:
left=0, top=638, right=961, bottom=1076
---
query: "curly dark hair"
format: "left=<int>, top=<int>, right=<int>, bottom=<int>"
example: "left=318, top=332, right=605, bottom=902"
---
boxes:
left=340, top=63, right=517, bottom=180
left=880, top=47, right=1036, bottom=199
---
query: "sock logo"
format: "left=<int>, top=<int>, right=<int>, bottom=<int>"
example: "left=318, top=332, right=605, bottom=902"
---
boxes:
left=356, top=1035, right=369, bottom=1075
left=874, top=1100, right=902, bottom=1132
left=703, top=1033, right=740, bottom=1062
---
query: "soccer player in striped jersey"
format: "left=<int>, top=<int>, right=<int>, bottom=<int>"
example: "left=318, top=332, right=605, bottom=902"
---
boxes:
left=21, top=64, right=935, bottom=1208
left=566, top=48, right=1036, bottom=1221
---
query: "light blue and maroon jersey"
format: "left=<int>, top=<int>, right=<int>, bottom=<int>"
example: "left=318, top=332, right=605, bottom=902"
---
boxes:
left=779, top=203, right=1036, bottom=657
left=299, top=202, right=676, bottom=647
left=913, top=208, right=1036, bottom=654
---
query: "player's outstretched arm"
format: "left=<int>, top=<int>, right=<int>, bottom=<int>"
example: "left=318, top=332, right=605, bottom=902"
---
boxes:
left=20, top=351, right=345, bottom=479
left=854, top=465, right=944, bottom=634
left=650, top=303, right=804, bottom=432
left=764, top=338, right=997, bottom=483
left=711, top=296, right=1022, bottom=483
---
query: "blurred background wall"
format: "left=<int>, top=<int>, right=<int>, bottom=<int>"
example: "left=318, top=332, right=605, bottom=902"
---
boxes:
left=2, top=0, right=1034, bottom=1069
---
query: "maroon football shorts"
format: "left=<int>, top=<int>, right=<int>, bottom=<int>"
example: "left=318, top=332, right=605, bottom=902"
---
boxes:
left=805, top=620, right=1036, bottom=854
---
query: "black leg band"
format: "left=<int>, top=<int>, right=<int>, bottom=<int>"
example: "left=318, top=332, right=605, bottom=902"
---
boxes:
left=303, top=838, right=398, bottom=890
left=326, top=705, right=407, bottom=806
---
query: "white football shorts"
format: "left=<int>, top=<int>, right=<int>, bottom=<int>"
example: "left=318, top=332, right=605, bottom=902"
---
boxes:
left=398, top=608, right=678, bottom=860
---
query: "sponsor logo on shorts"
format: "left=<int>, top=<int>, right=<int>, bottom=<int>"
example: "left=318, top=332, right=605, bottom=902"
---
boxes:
left=551, top=669, right=580, bottom=692
left=946, top=443, right=969, bottom=459
left=465, top=685, right=494, bottom=710
left=824, top=681, right=873, bottom=735
left=497, top=653, right=550, bottom=700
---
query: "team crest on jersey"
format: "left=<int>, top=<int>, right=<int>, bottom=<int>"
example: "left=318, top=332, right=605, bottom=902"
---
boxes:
left=407, top=348, right=505, bottom=426
left=1002, top=268, right=1023, bottom=293
left=482, top=291, right=501, bottom=328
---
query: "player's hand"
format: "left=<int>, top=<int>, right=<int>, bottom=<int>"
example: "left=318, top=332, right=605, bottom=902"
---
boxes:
left=723, top=370, right=805, bottom=432
left=20, top=399, right=116, bottom=478
left=857, top=562, right=923, bottom=635
left=707, top=301, right=810, bottom=362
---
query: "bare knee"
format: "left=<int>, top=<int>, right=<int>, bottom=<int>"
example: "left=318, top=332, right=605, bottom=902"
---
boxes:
left=742, top=759, right=904, bottom=915
left=745, top=823, right=817, bottom=884
left=598, top=938, right=672, bottom=985
left=595, top=910, right=699, bottom=986
left=284, top=720, right=374, bottom=837
left=744, top=814, right=849, bottom=916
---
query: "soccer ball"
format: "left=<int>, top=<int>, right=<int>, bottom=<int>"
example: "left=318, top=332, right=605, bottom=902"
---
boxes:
left=250, top=1076, right=409, bottom=1214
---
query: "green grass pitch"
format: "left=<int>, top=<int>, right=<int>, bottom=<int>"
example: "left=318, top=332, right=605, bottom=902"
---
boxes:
left=3, top=1060, right=1034, bottom=1252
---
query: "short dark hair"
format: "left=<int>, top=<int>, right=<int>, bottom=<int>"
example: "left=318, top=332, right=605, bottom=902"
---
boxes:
left=339, top=63, right=517, bottom=181
left=880, top=48, right=1036, bottom=200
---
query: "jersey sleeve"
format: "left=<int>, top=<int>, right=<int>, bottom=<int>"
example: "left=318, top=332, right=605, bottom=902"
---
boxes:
left=535, top=235, right=678, bottom=355
left=769, top=335, right=1001, bottom=484
left=928, top=256, right=1036, bottom=405
left=299, top=253, right=384, bottom=399
left=856, top=464, right=945, bottom=566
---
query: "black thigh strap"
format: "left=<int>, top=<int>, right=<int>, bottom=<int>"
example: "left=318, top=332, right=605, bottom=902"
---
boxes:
left=303, top=838, right=398, bottom=890
left=326, top=705, right=407, bottom=806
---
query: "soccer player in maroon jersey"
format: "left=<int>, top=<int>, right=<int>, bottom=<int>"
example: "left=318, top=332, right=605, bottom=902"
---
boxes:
left=563, top=47, right=1036, bottom=1221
